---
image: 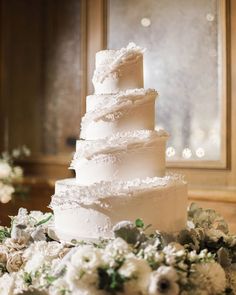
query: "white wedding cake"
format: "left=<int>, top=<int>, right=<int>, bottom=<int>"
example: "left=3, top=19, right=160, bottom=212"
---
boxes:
left=50, top=43, right=188, bottom=241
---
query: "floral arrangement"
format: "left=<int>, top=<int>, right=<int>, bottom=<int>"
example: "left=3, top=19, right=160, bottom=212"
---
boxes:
left=0, top=204, right=236, bottom=295
left=0, top=146, right=30, bottom=203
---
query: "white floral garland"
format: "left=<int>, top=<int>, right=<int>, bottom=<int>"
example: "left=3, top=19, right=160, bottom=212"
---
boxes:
left=0, top=204, right=236, bottom=295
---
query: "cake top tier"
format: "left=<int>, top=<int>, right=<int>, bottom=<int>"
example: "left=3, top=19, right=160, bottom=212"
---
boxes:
left=92, top=43, right=144, bottom=94
left=95, top=42, right=144, bottom=68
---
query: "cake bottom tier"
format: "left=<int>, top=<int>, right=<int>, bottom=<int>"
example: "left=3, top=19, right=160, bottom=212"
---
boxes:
left=50, top=175, right=187, bottom=242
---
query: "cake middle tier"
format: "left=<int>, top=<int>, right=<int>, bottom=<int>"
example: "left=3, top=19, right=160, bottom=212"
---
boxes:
left=80, top=88, right=157, bottom=140
left=71, top=130, right=168, bottom=185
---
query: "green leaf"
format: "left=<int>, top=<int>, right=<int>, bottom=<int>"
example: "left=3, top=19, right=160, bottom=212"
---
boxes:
left=23, top=272, right=33, bottom=286
left=135, top=218, right=144, bottom=228
left=45, top=275, right=57, bottom=285
left=35, top=214, right=52, bottom=227
left=98, top=267, right=126, bottom=293
left=0, top=228, right=11, bottom=243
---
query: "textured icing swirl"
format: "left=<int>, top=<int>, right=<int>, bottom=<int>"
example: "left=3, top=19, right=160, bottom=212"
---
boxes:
left=81, top=89, right=157, bottom=127
left=74, top=129, right=168, bottom=160
left=50, top=174, right=186, bottom=209
left=92, top=43, right=144, bottom=84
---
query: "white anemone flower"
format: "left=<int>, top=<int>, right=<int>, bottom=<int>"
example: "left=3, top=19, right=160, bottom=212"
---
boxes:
left=118, top=254, right=151, bottom=294
left=71, top=245, right=102, bottom=270
left=148, top=266, right=179, bottom=295
left=65, top=246, right=102, bottom=291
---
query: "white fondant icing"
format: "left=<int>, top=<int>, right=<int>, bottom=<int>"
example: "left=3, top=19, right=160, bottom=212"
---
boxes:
left=81, top=89, right=157, bottom=140
left=92, top=43, right=144, bottom=94
left=86, top=88, right=157, bottom=112
left=71, top=130, right=168, bottom=185
left=51, top=175, right=187, bottom=240
left=50, top=43, right=188, bottom=242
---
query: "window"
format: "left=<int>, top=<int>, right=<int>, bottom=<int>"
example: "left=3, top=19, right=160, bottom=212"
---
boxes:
left=107, top=0, right=228, bottom=168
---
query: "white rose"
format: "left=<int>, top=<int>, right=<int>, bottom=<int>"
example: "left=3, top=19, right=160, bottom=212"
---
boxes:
left=0, top=183, right=14, bottom=203
left=0, top=245, right=8, bottom=263
left=5, top=237, right=28, bottom=251
left=0, top=162, right=11, bottom=179
left=6, top=252, right=24, bottom=272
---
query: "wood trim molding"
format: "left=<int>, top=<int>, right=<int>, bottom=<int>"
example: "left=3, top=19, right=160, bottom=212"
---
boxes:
left=189, top=187, right=236, bottom=203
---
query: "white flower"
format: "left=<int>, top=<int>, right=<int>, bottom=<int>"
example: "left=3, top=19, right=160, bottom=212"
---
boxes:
left=24, top=252, right=45, bottom=273
left=190, top=261, right=226, bottom=294
left=0, top=273, right=15, bottom=295
left=143, top=245, right=165, bottom=265
left=163, top=243, right=185, bottom=265
left=48, top=277, right=70, bottom=295
left=65, top=246, right=102, bottom=291
left=66, top=263, right=98, bottom=291
left=103, top=237, right=130, bottom=267
left=4, top=237, right=28, bottom=251
left=23, top=241, right=64, bottom=273
left=0, top=182, right=14, bottom=203
left=0, top=162, right=11, bottom=179
left=12, top=166, right=23, bottom=179
left=118, top=254, right=151, bottom=294
left=14, top=208, right=29, bottom=224
left=22, top=145, right=31, bottom=156
left=71, top=246, right=102, bottom=270
left=148, top=266, right=179, bottom=295
left=6, top=252, right=24, bottom=272
left=188, top=250, right=198, bottom=262
left=12, top=149, right=21, bottom=158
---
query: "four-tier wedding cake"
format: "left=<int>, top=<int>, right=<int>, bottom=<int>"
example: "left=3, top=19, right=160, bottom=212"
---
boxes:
left=50, top=43, right=188, bottom=241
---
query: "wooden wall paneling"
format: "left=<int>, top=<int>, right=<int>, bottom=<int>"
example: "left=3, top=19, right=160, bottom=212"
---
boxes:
left=0, top=0, right=86, bottom=179
left=1, top=0, right=44, bottom=154
left=41, top=0, right=83, bottom=155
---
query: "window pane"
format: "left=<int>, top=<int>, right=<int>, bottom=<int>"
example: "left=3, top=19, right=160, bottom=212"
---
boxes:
left=108, top=0, right=226, bottom=163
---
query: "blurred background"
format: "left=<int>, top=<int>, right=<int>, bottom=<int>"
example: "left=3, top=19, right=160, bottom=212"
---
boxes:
left=0, top=0, right=236, bottom=230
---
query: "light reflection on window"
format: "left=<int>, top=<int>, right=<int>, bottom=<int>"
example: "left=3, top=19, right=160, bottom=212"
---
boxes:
left=108, top=0, right=224, bottom=162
